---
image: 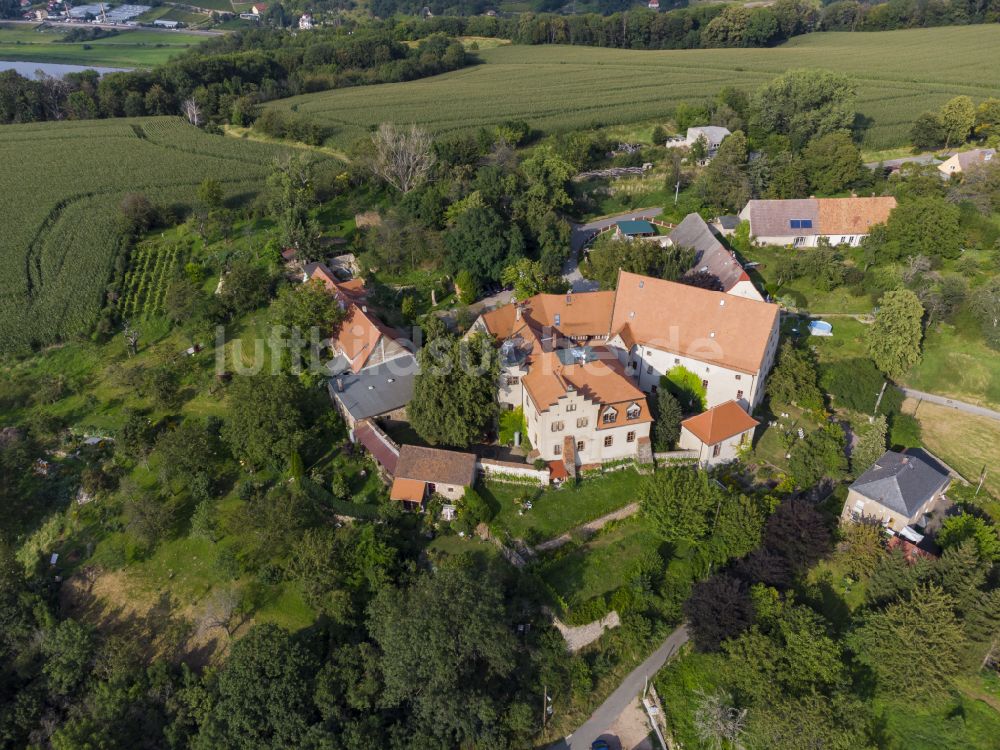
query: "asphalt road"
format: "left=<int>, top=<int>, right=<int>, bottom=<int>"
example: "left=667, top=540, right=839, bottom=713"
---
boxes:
left=563, top=207, right=665, bottom=292
left=550, top=624, right=689, bottom=750
left=902, top=388, right=1000, bottom=422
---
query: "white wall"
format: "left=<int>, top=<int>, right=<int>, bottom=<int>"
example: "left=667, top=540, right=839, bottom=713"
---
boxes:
left=727, top=279, right=764, bottom=301
left=679, top=426, right=752, bottom=467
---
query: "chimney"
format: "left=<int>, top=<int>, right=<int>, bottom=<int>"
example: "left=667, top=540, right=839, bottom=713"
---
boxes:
left=566, top=293, right=572, bottom=305
left=361, top=305, right=367, bottom=313
left=515, top=304, right=522, bottom=321
left=336, top=377, right=344, bottom=392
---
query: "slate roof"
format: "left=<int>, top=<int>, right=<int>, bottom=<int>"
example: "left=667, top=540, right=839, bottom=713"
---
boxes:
left=395, top=445, right=477, bottom=487
left=670, top=213, right=750, bottom=293
left=951, top=148, right=996, bottom=171
left=849, top=450, right=950, bottom=519
left=687, top=126, right=730, bottom=144
left=329, top=355, right=417, bottom=421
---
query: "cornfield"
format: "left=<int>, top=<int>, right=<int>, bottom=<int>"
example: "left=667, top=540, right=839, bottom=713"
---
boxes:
left=0, top=117, right=290, bottom=355
left=270, top=25, right=1000, bottom=152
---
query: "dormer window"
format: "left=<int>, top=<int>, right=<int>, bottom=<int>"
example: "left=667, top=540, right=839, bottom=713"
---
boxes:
left=626, top=402, right=641, bottom=420
left=554, top=314, right=561, bottom=326
left=602, top=407, right=618, bottom=425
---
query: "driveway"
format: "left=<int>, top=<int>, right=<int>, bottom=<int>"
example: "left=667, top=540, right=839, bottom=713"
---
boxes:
left=902, top=388, right=1000, bottom=422
left=550, top=624, right=688, bottom=750
left=563, top=207, right=665, bottom=292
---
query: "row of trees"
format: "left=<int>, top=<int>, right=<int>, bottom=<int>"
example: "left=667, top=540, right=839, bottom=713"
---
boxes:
left=386, top=0, right=1000, bottom=51
left=911, top=95, right=1000, bottom=150
left=0, top=30, right=466, bottom=126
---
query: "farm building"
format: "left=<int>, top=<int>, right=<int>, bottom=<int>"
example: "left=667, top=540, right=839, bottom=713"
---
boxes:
left=739, top=196, right=897, bottom=247
left=389, top=445, right=477, bottom=510
left=668, top=126, right=731, bottom=156
left=667, top=213, right=762, bottom=301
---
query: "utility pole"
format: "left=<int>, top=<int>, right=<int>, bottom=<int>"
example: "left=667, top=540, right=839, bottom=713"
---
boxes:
left=542, top=685, right=547, bottom=730
left=870, top=380, right=888, bottom=423
left=674, top=179, right=681, bottom=205
left=976, top=465, right=987, bottom=496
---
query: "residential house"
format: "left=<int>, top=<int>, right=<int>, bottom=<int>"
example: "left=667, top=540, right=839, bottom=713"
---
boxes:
left=672, top=126, right=731, bottom=156
left=938, top=148, right=996, bottom=177
left=303, top=262, right=367, bottom=306
left=739, top=196, right=897, bottom=247
left=679, top=400, right=758, bottom=466
left=667, top=213, right=762, bottom=301
left=607, top=271, right=779, bottom=410
left=389, top=445, right=477, bottom=510
left=470, top=271, right=780, bottom=466
left=842, top=450, right=951, bottom=535
left=298, top=12, right=313, bottom=28
left=327, top=304, right=417, bottom=428
left=251, top=2, right=268, bottom=14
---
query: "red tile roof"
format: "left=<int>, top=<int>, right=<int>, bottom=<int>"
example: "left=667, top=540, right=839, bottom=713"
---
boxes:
left=390, top=477, right=426, bottom=502
left=681, top=400, right=758, bottom=445
left=395, top=445, right=476, bottom=487
left=354, top=420, right=399, bottom=474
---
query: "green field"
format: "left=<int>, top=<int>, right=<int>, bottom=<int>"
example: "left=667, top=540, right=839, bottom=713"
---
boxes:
left=0, top=25, right=211, bottom=67
left=268, top=26, right=1000, bottom=151
left=0, top=117, right=293, bottom=355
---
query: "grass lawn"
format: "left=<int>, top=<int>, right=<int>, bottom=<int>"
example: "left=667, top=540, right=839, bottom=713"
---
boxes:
left=484, top=469, right=643, bottom=544
left=904, top=322, right=1000, bottom=410
left=252, top=582, right=316, bottom=631
left=536, top=515, right=663, bottom=605
left=0, top=26, right=210, bottom=68
left=902, top=399, right=1000, bottom=519
left=876, top=691, right=1000, bottom=750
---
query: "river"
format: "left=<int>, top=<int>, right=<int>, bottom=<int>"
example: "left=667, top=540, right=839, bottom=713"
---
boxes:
left=0, top=60, right=133, bottom=77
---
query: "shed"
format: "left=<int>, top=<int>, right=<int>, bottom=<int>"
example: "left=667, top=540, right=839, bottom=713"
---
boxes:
left=615, top=219, right=656, bottom=238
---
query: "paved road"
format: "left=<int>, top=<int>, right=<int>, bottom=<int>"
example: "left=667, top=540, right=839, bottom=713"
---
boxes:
left=903, top=388, right=1000, bottom=422
left=550, top=624, right=689, bottom=750
left=564, top=207, right=665, bottom=292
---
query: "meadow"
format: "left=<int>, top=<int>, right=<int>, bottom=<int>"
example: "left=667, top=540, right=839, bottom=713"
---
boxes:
left=0, top=117, right=292, bottom=355
left=269, top=25, right=1000, bottom=152
left=0, top=24, right=210, bottom=67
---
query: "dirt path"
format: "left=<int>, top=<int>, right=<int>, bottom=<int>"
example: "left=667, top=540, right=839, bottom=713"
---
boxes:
left=533, top=502, right=640, bottom=553
left=551, top=610, right=621, bottom=652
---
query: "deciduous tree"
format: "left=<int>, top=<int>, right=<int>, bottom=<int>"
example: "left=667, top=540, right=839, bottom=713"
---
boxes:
left=867, top=289, right=924, bottom=379
left=370, top=122, right=435, bottom=193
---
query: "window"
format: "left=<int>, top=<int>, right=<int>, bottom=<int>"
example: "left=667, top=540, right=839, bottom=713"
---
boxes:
left=506, top=376, right=520, bottom=386
left=734, top=374, right=741, bottom=381
left=602, top=410, right=617, bottom=424
left=551, top=421, right=564, bottom=432
left=702, top=379, right=709, bottom=390
left=553, top=444, right=561, bottom=456
left=604, top=436, right=613, bottom=447
left=576, top=440, right=585, bottom=452
left=627, top=431, right=636, bottom=443
left=626, top=403, right=641, bottom=420
left=565, top=403, right=576, bottom=412
left=651, top=385, right=658, bottom=393
left=645, top=365, right=653, bottom=375
left=789, top=219, right=813, bottom=229
left=576, top=417, right=589, bottom=428
left=793, top=236, right=805, bottom=247
left=736, top=389, right=743, bottom=401
left=740, top=432, right=748, bottom=445
left=554, top=313, right=561, bottom=326
left=674, top=358, right=680, bottom=365
left=712, top=443, right=722, bottom=458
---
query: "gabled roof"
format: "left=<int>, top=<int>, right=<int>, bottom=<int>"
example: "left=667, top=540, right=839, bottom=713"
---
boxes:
left=522, top=345, right=650, bottom=416
left=850, top=450, right=950, bottom=519
left=395, top=445, right=476, bottom=487
left=354, top=420, right=399, bottom=475
left=332, top=304, right=408, bottom=373
left=687, top=125, right=730, bottom=142
left=305, top=263, right=368, bottom=306
left=943, top=148, right=996, bottom=172
left=330, top=356, right=416, bottom=422
left=609, top=271, right=779, bottom=374
left=669, top=213, right=750, bottom=293
left=681, top=400, right=758, bottom=445
left=478, top=292, right=615, bottom=343
left=816, top=197, right=897, bottom=236
left=742, top=197, right=896, bottom=237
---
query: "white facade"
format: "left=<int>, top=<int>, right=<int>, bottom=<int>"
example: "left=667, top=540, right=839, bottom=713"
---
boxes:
left=608, top=318, right=779, bottom=412
left=679, top=425, right=752, bottom=467
left=524, top=387, right=650, bottom=466
left=726, top=278, right=765, bottom=301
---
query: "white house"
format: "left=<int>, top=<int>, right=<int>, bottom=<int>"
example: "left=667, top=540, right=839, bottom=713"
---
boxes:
left=739, top=196, right=897, bottom=247
left=671, top=126, right=731, bottom=156
left=679, top=400, right=758, bottom=466
left=938, top=148, right=995, bottom=177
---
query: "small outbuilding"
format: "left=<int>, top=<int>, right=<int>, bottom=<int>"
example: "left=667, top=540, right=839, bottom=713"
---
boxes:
left=389, top=444, right=477, bottom=510
left=615, top=219, right=656, bottom=239
left=678, top=400, right=758, bottom=466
